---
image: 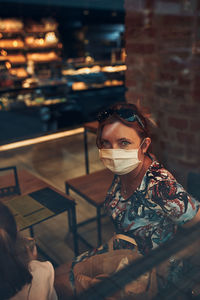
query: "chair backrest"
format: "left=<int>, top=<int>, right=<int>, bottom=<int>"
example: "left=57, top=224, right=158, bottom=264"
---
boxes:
left=0, top=166, right=21, bottom=198
left=187, top=172, right=200, bottom=202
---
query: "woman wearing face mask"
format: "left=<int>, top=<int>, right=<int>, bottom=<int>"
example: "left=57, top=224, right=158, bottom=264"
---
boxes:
left=55, top=103, right=200, bottom=299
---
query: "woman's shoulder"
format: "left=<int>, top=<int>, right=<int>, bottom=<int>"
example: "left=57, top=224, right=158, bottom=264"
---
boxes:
left=30, top=259, right=53, bottom=268
left=10, top=261, right=56, bottom=300
left=29, top=260, right=54, bottom=279
left=146, top=160, right=177, bottom=186
left=29, top=260, right=57, bottom=298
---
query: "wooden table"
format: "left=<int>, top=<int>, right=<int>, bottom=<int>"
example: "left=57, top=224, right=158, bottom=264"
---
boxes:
left=0, top=168, right=79, bottom=256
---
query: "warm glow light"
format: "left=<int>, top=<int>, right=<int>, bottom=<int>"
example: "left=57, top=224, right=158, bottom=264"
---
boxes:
left=13, top=40, right=18, bottom=47
left=26, top=37, right=34, bottom=44
left=85, top=55, right=94, bottom=63
left=0, top=128, right=84, bottom=152
left=101, top=65, right=127, bottom=72
left=45, top=32, right=57, bottom=43
left=0, top=19, right=23, bottom=32
left=0, top=33, right=3, bottom=38
left=1, top=49, right=7, bottom=56
left=72, top=82, right=87, bottom=90
left=27, top=51, right=58, bottom=62
left=0, top=54, right=26, bottom=63
left=5, top=61, right=11, bottom=69
left=62, top=65, right=101, bottom=76
left=39, top=38, right=44, bottom=45
left=9, top=67, right=28, bottom=78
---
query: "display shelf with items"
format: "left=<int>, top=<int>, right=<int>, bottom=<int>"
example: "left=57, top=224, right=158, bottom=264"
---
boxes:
left=0, top=18, right=66, bottom=112
left=0, top=18, right=63, bottom=88
left=62, top=58, right=126, bottom=92
left=59, top=57, right=126, bottom=125
left=0, top=18, right=126, bottom=131
left=0, top=56, right=126, bottom=128
left=0, top=19, right=27, bottom=87
left=0, top=78, right=68, bottom=111
left=22, top=18, right=62, bottom=69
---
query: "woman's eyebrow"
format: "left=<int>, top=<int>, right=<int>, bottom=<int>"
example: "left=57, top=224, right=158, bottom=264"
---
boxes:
left=117, top=138, right=132, bottom=142
left=101, top=138, right=111, bottom=144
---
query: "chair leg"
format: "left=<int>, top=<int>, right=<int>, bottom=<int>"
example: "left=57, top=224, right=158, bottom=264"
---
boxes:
left=67, top=210, right=72, bottom=232
left=65, top=183, right=69, bottom=195
left=65, top=185, right=73, bottom=232
left=29, top=226, right=34, bottom=237
left=70, top=205, right=79, bottom=256
left=97, top=207, right=102, bottom=247
left=84, top=128, right=89, bottom=174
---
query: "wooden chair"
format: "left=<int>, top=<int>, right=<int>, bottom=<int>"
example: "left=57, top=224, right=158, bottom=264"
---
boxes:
left=65, top=168, right=113, bottom=248
left=0, top=166, right=21, bottom=197
left=69, top=121, right=112, bottom=248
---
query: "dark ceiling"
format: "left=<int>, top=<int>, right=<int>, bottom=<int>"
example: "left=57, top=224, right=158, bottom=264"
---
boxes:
left=0, top=0, right=124, bottom=24
left=1, top=0, right=124, bottom=11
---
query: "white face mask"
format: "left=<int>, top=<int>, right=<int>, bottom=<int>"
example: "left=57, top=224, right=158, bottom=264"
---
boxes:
left=99, top=140, right=145, bottom=175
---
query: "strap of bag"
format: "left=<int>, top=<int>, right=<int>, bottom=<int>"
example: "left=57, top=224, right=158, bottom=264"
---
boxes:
left=114, top=234, right=137, bottom=247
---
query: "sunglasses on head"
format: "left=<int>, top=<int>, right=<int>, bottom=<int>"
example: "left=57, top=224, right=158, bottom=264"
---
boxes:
left=97, top=108, right=145, bottom=129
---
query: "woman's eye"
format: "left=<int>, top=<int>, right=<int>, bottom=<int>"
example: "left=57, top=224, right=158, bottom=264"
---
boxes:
left=101, top=140, right=111, bottom=148
left=120, top=140, right=131, bottom=147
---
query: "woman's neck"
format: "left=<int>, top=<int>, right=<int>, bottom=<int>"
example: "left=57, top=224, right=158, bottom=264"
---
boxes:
left=120, top=155, right=152, bottom=198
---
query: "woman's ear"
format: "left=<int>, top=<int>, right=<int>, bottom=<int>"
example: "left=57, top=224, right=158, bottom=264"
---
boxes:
left=142, top=137, right=151, bottom=154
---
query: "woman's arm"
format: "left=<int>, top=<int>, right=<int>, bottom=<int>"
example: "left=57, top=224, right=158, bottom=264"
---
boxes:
left=182, top=207, right=200, bottom=228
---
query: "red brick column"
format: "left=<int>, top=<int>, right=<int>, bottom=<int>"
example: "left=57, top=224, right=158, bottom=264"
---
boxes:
left=125, top=0, right=200, bottom=185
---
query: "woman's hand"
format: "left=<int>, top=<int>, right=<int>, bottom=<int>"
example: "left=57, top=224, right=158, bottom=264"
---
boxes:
left=25, top=237, right=38, bottom=260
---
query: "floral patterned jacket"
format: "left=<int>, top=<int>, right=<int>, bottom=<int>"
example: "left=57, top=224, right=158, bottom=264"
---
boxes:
left=104, top=160, right=199, bottom=255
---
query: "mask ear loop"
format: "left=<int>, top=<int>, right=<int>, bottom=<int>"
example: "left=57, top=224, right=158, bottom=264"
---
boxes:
left=139, top=138, right=146, bottom=150
left=140, top=138, right=154, bottom=160
left=139, top=138, right=152, bottom=157
left=137, top=139, right=146, bottom=162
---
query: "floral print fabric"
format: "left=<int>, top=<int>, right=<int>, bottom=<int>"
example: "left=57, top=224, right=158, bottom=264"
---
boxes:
left=104, top=161, right=199, bottom=255
left=69, top=161, right=199, bottom=294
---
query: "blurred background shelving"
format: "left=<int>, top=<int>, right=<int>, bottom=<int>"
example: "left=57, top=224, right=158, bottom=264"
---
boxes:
left=0, top=3, right=126, bottom=143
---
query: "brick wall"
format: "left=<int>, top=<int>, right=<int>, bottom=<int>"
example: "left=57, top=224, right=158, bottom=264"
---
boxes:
left=125, top=0, right=200, bottom=186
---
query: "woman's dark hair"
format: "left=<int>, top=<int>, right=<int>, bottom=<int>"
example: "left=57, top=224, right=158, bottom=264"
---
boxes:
left=96, top=102, right=153, bottom=149
left=0, top=202, right=32, bottom=300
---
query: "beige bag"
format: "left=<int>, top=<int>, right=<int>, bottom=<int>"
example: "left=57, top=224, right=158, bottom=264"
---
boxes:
left=72, top=237, right=157, bottom=299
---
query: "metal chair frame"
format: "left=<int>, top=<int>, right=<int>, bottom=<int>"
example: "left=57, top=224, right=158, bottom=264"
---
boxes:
left=0, top=166, right=21, bottom=197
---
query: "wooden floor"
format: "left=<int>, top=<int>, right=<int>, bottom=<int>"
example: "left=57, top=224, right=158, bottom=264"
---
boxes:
left=0, top=131, right=115, bottom=265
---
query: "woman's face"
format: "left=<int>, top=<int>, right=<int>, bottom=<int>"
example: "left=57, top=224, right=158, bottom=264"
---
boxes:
left=100, top=121, right=151, bottom=158
left=101, top=121, right=142, bottom=150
